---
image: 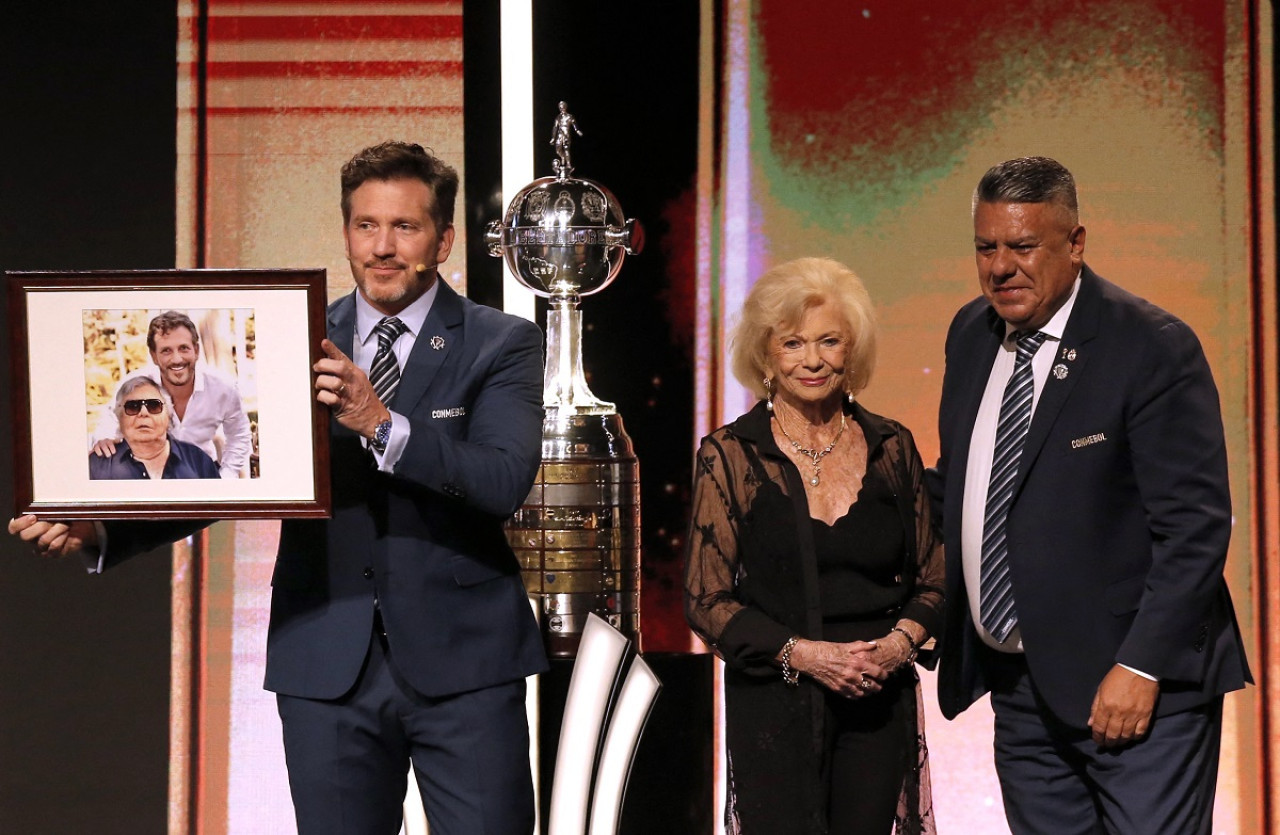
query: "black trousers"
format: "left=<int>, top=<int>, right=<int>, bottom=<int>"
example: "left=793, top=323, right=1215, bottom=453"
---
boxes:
left=988, top=654, right=1222, bottom=835
left=823, top=674, right=912, bottom=833
left=276, top=624, right=535, bottom=835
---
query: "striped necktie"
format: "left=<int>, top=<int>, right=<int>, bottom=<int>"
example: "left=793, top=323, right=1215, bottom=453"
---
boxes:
left=369, top=317, right=409, bottom=407
left=980, top=330, right=1048, bottom=643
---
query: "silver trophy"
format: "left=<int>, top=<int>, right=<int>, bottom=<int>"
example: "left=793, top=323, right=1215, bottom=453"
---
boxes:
left=487, top=103, right=644, bottom=657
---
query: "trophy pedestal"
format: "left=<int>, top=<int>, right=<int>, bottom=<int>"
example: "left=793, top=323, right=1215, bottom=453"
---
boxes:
left=510, top=413, right=641, bottom=657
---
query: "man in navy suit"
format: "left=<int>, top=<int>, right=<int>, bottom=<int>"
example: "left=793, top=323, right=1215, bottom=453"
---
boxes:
left=928, top=157, right=1250, bottom=834
left=12, top=142, right=548, bottom=834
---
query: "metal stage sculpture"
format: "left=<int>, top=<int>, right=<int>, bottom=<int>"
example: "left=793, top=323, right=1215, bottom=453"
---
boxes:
left=545, top=613, right=660, bottom=835
left=488, top=103, right=644, bottom=657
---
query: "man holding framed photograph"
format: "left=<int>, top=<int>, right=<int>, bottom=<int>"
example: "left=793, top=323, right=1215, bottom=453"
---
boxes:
left=11, top=141, right=549, bottom=834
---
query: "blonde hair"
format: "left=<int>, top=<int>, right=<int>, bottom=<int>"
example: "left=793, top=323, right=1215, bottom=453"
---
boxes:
left=730, top=257, right=877, bottom=400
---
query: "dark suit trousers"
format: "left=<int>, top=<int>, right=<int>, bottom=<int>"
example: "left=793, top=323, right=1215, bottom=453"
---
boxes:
left=988, top=655, right=1221, bottom=835
left=277, top=621, right=535, bottom=835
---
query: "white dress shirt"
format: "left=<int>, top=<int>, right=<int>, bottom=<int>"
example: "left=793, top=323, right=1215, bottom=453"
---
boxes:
left=352, top=280, right=439, bottom=472
left=960, top=277, right=1079, bottom=654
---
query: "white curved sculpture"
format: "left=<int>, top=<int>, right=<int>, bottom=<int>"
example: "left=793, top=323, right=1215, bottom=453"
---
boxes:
left=587, top=655, right=662, bottom=835
left=546, top=613, right=630, bottom=835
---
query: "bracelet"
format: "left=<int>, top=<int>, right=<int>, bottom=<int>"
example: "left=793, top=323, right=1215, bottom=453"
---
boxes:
left=890, top=626, right=920, bottom=665
left=780, top=636, right=800, bottom=687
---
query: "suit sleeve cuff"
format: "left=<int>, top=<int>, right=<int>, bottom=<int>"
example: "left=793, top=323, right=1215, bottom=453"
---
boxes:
left=84, top=521, right=108, bottom=574
left=1119, top=663, right=1158, bottom=682
left=369, top=411, right=410, bottom=472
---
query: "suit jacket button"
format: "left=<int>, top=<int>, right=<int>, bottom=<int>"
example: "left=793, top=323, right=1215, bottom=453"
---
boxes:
left=363, top=567, right=374, bottom=579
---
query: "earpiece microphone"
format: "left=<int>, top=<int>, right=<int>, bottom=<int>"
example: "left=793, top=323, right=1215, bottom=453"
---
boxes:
left=416, top=263, right=432, bottom=274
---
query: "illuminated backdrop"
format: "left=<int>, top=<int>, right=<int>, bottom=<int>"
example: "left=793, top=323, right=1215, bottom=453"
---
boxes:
left=697, top=1, right=1261, bottom=832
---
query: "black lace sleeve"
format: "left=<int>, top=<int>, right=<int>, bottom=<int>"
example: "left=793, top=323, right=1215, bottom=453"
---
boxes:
left=683, top=434, right=750, bottom=653
left=893, top=424, right=946, bottom=643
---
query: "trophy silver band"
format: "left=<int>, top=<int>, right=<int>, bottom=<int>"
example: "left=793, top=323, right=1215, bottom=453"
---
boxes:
left=488, top=103, right=644, bottom=657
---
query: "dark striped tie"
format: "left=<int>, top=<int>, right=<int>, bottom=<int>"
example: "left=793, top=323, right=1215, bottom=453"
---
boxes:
left=369, top=317, right=409, bottom=407
left=980, top=330, right=1048, bottom=642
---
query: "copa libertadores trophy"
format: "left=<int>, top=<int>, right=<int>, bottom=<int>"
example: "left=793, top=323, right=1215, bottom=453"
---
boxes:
left=487, top=102, right=644, bottom=657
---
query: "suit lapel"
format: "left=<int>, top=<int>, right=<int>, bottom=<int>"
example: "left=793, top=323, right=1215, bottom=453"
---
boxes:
left=394, top=280, right=465, bottom=413
left=1015, top=267, right=1102, bottom=493
left=328, top=293, right=357, bottom=359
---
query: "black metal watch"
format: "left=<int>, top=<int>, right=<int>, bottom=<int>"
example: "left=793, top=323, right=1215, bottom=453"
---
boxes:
left=370, top=417, right=393, bottom=453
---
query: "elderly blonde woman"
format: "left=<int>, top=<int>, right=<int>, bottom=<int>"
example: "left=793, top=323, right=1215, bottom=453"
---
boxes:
left=685, top=257, right=943, bottom=834
left=88, top=376, right=219, bottom=480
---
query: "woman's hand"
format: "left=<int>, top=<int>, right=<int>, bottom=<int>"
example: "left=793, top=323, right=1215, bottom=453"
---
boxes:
left=788, top=639, right=886, bottom=698
left=866, top=630, right=915, bottom=674
left=866, top=621, right=926, bottom=675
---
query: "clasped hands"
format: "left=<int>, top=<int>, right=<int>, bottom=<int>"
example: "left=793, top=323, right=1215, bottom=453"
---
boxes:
left=786, top=628, right=917, bottom=699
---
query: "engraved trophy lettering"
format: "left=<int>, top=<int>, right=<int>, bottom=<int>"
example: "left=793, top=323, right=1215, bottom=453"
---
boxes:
left=487, top=103, right=644, bottom=656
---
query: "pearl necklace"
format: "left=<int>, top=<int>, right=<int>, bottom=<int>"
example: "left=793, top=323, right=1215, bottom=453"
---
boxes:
left=774, top=411, right=846, bottom=486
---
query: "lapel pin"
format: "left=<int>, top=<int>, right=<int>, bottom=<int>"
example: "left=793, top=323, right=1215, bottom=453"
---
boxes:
left=429, top=335, right=446, bottom=351
left=1053, top=363, right=1069, bottom=380
left=1060, top=347, right=1077, bottom=361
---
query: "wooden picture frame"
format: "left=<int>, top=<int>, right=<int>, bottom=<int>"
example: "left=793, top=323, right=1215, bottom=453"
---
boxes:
left=8, top=269, right=331, bottom=519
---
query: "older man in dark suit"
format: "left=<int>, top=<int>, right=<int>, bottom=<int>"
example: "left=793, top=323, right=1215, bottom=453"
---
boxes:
left=12, top=142, right=548, bottom=834
left=928, top=156, right=1250, bottom=834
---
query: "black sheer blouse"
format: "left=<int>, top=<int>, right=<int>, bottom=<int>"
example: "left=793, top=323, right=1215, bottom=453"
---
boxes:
left=685, top=400, right=944, bottom=666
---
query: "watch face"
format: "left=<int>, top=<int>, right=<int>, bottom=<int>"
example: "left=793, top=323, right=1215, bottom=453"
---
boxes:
left=374, top=419, right=392, bottom=449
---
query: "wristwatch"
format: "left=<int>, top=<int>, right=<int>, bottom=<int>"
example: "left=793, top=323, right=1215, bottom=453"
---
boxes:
left=370, top=417, right=393, bottom=453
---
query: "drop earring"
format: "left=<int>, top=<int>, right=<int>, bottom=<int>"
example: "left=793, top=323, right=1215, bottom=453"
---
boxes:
left=764, top=377, right=774, bottom=412
left=847, top=390, right=854, bottom=405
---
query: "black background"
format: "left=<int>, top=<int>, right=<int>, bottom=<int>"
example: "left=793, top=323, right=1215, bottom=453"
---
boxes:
left=1, top=3, right=178, bottom=833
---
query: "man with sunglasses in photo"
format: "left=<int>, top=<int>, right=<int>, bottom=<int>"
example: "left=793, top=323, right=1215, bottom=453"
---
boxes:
left=90, top=310, right=253, bottom=479
left=88, top=376, right=219, bottom=480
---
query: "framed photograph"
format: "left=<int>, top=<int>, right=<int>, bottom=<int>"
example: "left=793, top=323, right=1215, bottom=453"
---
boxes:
left=8, top=269, right=331, bottom=519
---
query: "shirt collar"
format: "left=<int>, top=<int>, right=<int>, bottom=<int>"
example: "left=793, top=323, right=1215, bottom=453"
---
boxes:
left=355, top=280, right=439, bottom=346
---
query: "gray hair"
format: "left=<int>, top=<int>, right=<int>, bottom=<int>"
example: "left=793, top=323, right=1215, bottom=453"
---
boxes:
left=113, top=376, right=176, bottom=429
left=972, top=156, right=1078, bottom=223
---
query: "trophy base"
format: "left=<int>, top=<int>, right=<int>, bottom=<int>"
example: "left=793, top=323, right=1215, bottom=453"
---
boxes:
left=508, top=412, right=642, bottom=657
